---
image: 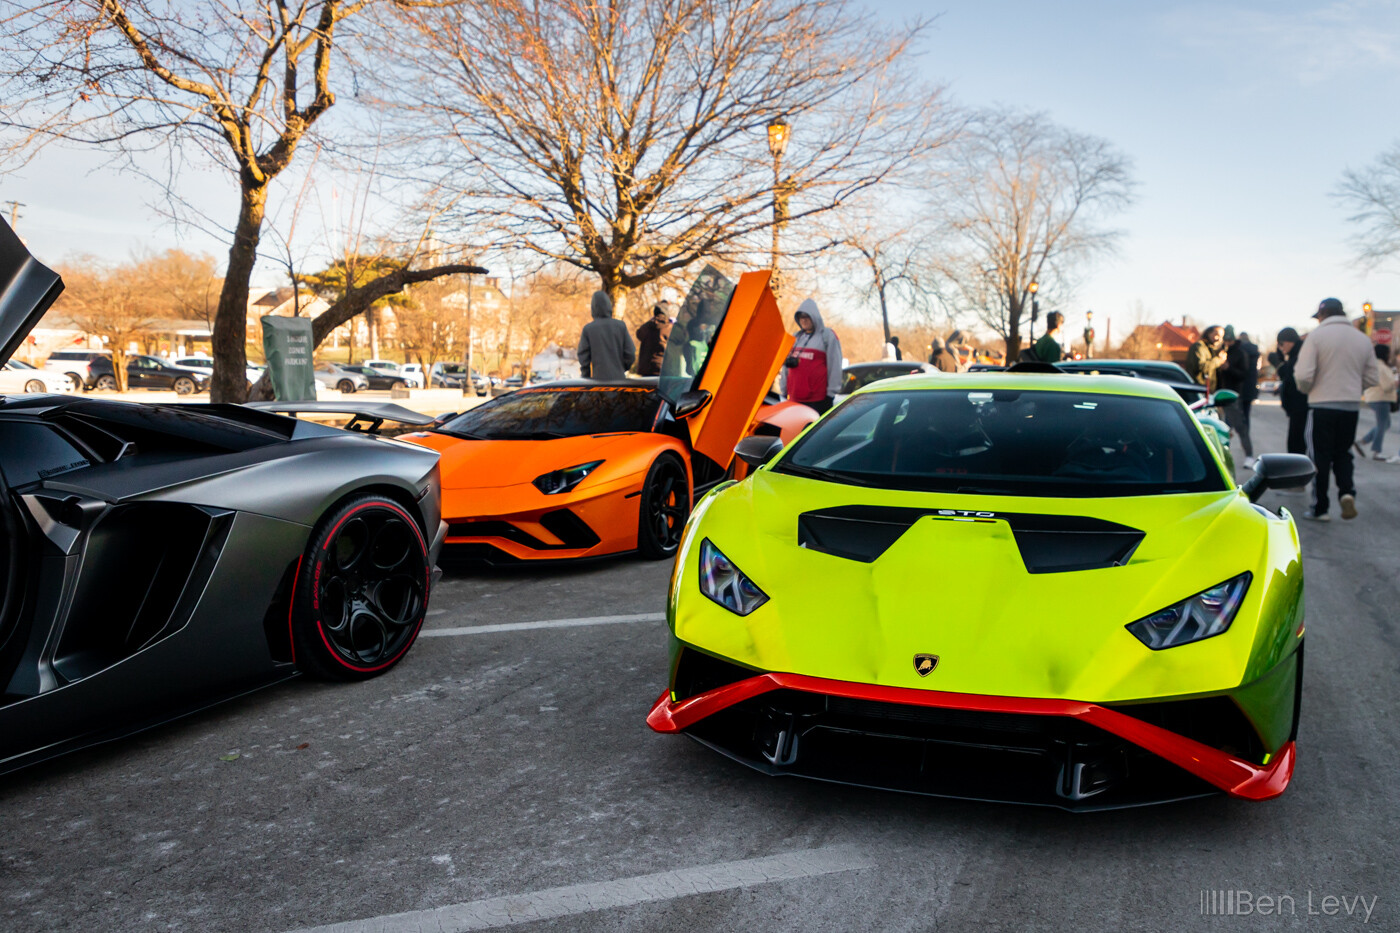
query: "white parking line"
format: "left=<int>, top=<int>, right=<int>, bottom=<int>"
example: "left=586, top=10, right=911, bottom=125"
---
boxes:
left=286, top=846, right=871, bottom=933
left=421, top=612, right=665, bottom=637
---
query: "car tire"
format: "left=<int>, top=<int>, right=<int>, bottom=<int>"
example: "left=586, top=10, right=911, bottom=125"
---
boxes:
left=65, top=373, right=83, bottom=391
left=173, top=376, right=196, bottom=395
left=290, top=495, right=430, bottom=681
left=23, top=379, right=45, bottom=393
left=337, top=379, right=355, bottom=393
left=637, top=453, right=690, bottom=560
left=391, top=380, right=407, bottom=390
left=95, top=374, right=117, bottom=391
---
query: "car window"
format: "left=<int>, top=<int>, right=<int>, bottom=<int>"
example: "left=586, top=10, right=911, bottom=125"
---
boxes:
left=439, top=387, right=661, bottom=439
left=843, top=365, right=921, bottom=394
left=658, top=265, right=734, bottom=405
left=774, top=389, right=1225, bottom=497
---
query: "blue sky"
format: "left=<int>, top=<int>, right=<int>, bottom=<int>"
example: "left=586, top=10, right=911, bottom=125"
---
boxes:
left=4, top=0, right=1400, bottom=346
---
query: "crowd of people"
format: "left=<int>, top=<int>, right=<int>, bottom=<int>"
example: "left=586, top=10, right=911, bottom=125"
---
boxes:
left=1188, top=298, right=1396, bottom=522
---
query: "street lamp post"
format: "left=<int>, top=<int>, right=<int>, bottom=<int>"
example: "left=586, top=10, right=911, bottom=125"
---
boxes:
left=1084, top=310, right=1095, bottom=359
left=767, top=118, right=791, bottom=297
left=1026, top=281, right=1040, bottom=347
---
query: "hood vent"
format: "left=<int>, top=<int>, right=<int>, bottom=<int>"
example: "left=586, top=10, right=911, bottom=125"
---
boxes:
left=797, top=505, right=1143, bottom=573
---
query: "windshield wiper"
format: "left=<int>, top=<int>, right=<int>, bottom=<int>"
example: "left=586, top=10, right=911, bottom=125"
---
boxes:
left=777, top=463, right=876, bottom=487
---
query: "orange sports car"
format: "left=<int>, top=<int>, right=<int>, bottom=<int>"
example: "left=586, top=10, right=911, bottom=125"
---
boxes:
left=399, top=267, right=815, bottom=562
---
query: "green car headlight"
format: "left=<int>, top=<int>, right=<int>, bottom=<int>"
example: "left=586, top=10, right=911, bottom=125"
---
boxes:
left=1127, top=573, right=1251, bottom=650
left=699, top=538, right=768, bottom=616
left=532, top=460, right=603, bottom=495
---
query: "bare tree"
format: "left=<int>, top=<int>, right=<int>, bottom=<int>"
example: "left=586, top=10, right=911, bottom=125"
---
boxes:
left=1337, top=142, right=1400, bottom=270
left=926, top=109, right=1135, bottom=361
left=390, top=0, right=949, bottom=317
left=1, top=1, right=478, bottom=401
left=842, top=223, right=935, bottom=345
left=396, top=276, right=470, bottom=375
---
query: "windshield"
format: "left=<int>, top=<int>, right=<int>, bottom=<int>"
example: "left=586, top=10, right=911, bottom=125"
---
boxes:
left=773, top=389, right=1226, bottom=496
left=7, top=360, right=35, bottom=370
left=658, top=265, right=735, bottom=405
left=438, top=386, right=661, bottom=439
left=841, top=365, right=926, bottom=394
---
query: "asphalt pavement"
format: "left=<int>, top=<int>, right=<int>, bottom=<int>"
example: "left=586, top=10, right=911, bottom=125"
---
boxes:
left=1, top=401, right=1397, bottom=932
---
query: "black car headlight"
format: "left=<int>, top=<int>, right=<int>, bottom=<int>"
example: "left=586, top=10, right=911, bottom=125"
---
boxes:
left=699, top=538, right=768, bottom=616
left=532, top=460, right=603, bottom=495
left=1127, top=572, right=1251, bottom=650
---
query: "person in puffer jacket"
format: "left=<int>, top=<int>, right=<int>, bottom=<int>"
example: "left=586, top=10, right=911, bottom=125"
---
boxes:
left=779, top=299, right=843, bottom=414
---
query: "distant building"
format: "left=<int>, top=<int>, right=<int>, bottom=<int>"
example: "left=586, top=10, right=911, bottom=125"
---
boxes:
left=1119, top=321, right=1200, bottom=363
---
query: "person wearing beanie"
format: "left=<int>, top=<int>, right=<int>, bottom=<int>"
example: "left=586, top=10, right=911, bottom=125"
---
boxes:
left=634, top=301, right=672, bottom=377
left=1294, top=297, right=1380, bottom=520
left=577, top=290, right=636, bottom=381
left=928, top=335, right=959, bottom=372
left=1268, top=326, right=1309, bottom=455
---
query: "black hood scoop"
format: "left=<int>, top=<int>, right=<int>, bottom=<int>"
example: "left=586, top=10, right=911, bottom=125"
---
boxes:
left=797, top=505, right=1143, bottom=573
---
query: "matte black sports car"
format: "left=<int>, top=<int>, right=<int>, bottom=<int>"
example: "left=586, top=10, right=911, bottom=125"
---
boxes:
left=0, top=220, right=447, bottom=775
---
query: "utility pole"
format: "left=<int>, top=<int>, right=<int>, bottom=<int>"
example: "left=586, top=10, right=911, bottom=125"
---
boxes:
left=2, top=201, right=24, bottom=227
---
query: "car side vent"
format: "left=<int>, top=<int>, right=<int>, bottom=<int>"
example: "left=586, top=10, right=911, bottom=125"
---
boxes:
left=797, top=505, right=1142, bottom=571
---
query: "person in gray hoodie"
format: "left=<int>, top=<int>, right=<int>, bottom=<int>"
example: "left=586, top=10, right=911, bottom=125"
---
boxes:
left=779, top=299, right=843, bottom=414
left=577, top=290, right=635, bottom=381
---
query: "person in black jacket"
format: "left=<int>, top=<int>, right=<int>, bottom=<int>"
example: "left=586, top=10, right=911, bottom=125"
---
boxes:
left=1218, top=326, right=1260, bottom=466
left=1269, top=327, right=1308, bottom=455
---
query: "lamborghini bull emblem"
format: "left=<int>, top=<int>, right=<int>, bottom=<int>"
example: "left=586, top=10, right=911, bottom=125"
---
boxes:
left=914, top=654, right=939, bottom=677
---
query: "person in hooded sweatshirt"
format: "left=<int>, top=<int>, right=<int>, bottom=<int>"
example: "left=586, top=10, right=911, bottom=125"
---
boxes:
left=779, top=299, right=842, bottom=414
left=928, top=336, right=959, bottom=372
left=1269, top=327, right=1308, bottom=455
left=577, top=290, right=635, bottom=381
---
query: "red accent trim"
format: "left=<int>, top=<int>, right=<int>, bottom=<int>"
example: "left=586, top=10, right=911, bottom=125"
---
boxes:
left=311, top=500, right=429, bottom=674
left=286, top=554, right=303, bottom=665
left=646, top=672, right=1295, bottom=801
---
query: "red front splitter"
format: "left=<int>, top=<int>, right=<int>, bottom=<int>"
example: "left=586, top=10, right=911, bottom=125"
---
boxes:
left=647, top=672, right=1294, bottom=801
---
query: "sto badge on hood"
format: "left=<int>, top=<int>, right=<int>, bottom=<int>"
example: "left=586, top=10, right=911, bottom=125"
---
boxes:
left=914, top=654, right=939, bottom=677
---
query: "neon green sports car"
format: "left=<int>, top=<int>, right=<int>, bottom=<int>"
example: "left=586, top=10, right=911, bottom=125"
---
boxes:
left=647, top=371, right=1316, bottom=809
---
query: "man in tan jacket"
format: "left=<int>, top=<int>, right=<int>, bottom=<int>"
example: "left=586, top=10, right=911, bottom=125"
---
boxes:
left=1294, top=298, right=1380, bottom=520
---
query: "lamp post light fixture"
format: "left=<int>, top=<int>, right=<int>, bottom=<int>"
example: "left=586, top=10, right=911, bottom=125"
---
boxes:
left=1084, top=310, right=1095, bottom=359
left=767, top=117, right=791, bottom=296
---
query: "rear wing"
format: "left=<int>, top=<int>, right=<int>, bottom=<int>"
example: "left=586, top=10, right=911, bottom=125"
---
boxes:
left=244, top=400, right=436, bottom=434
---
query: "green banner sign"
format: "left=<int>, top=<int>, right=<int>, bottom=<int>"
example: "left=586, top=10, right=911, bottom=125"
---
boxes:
left=260, top=315, right=317, bottom=401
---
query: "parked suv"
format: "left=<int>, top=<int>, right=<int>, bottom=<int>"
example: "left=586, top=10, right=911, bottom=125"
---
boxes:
left=45, top=349, right=111, bottom=391
left=313, top=362, right=370, bottom=393
left=88, top=355, right=211, bottom=394
left=364, top=359, right=423, bottom=388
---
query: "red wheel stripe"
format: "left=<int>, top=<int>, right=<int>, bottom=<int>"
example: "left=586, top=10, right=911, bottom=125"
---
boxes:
left=306, top=500, right=429, bottom=674
left=646, top=673, right=1296, bottom=801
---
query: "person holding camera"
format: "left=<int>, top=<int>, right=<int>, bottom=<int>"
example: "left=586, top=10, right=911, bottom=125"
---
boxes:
left=780, top=299, right=843, bottom=415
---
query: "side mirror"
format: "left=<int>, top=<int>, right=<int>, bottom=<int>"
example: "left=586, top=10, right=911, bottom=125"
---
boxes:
left=1212, top=388, right=1239, bottom=406
left=735, top=435, right=783, bottom=468
left=672, top=389, right=712, bottom=420
left=1241, top=453, right=1315, bottom=503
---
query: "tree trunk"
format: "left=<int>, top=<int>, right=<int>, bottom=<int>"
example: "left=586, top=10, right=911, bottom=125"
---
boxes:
left=368, top=307, right=380, bottom=359
left=211, top=185, right=267, bottom=403
left=110, top=346, right=130, bottom=393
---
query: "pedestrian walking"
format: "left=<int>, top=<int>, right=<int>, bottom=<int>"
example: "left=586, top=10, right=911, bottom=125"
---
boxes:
left=577, top=290, right=636, bottom=381
left=634, top=302, right=672, bottom=377
left=1295, top=297, right=1380, bottom=521
left=1185, top=326, right=1227, bottom=389
left=928, top=336, right=959, bottom=372
left=1217, top=326, right=1259, bottom=467
left=890, top=335, right=903, bottom=361
left=1033, top=312, right=1066, bottom=363
left=1270, top=327, right=1309, bottom=455
left=780, top=299, right=842, bottom=414
left=1357, top=343, right=1396, bottom=459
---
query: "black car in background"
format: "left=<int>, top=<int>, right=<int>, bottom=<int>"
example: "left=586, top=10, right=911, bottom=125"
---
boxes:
left=87, top=354, right=210, bottom=394
left=1056, top=358, right=1206, bottom=405
left=347, top=365, right=410, bottom=390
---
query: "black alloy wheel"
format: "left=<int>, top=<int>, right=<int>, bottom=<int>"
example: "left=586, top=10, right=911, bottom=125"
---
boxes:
left=637, top=453, right=690, bottom=559
left=173, top=376, right=196, bottom=395
left=337, top=379, right=355, bottom=393
left=95, top=374, right=117, bottom=391
left=23, top=379, right=44, bottom=393
left=291, top=495, right=430, bottom=680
